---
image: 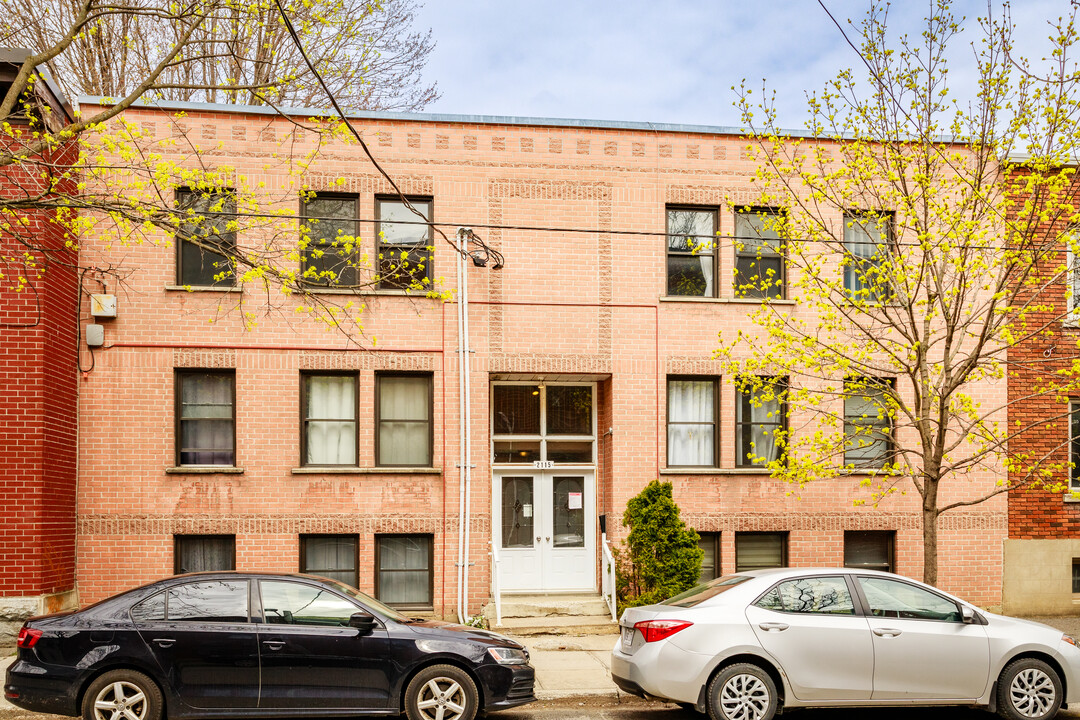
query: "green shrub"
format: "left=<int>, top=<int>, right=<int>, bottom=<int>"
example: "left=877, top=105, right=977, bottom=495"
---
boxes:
left=618, top=480, right=703, bottom=609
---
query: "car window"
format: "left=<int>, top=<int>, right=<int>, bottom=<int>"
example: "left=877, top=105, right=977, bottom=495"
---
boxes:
left=166, top=580, right=249, bottom=622
left=131, top=591, right=165, bottom=623
left=857, top=576, right=961, bottom=622
left=260, top=580, right=359, bottom=626
left=755, top=576, right=856, bottom=615
left=662, top=575, right=751, bottom=608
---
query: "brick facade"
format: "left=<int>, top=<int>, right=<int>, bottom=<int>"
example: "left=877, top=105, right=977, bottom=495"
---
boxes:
left=1003, top=172, right=1080, bottom=612
left=74, top=104, right=1007, bottom=615
left=0, top=136, right=79, bottom=633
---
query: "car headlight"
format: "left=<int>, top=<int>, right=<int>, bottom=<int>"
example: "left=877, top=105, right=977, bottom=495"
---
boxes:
left=487, top=647, right=528, bottom=665
left=1063, top=634, right=1078, bottom=648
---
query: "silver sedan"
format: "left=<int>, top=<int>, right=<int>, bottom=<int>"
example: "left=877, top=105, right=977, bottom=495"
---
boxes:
left=610, top=568, right=1080, bottom=720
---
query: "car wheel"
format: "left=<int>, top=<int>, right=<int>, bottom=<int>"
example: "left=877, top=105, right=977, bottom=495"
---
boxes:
left=82, top=669, right=163, bottom=720
left=997, top=658, right=1063, bottom=720
left=404, top=664, right=478, bottom=720
left=707, top=663, right=777, bottom=720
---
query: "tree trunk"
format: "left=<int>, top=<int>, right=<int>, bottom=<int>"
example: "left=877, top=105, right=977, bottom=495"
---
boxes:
left=922, top=496, right=939, bottom=586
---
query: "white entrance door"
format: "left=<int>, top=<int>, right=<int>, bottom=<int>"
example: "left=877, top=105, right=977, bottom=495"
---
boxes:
left=494, top=471, right=595, bottom=592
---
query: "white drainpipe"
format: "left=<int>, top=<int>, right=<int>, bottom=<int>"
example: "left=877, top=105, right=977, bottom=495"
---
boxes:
left=455, top=230, right=467, bottom=623
left=461, top=232, right=473, bottom=620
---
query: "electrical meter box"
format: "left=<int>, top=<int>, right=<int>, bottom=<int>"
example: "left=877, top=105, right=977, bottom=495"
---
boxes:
left=90, top=294, right=116, bottom=318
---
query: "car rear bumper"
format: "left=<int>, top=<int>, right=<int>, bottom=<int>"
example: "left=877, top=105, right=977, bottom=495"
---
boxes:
left=5, top=660, right=81, bottom=716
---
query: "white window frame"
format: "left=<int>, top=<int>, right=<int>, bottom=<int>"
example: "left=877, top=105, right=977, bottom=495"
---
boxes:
left=1067, top=249, right=1080, bottom=327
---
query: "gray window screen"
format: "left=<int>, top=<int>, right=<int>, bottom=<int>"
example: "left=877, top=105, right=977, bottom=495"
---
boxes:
left=376, top=535, right=432, bottom=608
left=174, top=535, right=235, bottom=574
left=301, top=535, right=358, bottom=587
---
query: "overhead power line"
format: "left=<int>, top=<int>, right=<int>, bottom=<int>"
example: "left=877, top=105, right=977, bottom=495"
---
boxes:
left=270, top=0, right=503, bottom=269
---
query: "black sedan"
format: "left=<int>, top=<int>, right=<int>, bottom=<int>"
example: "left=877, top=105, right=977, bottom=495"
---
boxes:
left=4, top=572, right=535, bottom=720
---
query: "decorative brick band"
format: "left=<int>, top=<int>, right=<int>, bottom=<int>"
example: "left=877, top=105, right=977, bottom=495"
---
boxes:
left=666, top=356, right=726, bottom=375
left=302, top=173, right=434, bottom=196
left=78, top=514, right=491, bottom=536
left=297, top=351, right=436, bottom=371
left=488, top=353, right=612, bottom=375
left=173, top=348, right=236, bottom=369
left=683, top=512, right=1007, bottom=532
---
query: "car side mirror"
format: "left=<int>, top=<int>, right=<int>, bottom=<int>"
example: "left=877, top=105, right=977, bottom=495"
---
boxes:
left=349, top=612, right=377, bottom=634
left=961, top=606, right=975, bottom=624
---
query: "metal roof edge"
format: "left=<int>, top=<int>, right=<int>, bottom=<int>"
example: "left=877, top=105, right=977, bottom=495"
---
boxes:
left=78, top=95, right=818, bottom=138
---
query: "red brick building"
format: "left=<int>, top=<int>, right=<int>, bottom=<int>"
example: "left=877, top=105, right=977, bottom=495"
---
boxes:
left=1003, top=168, right=1080, bottom=614
left=71, top=100, right=1009, bottom=620
left=0, top=50, right=78, bottom=643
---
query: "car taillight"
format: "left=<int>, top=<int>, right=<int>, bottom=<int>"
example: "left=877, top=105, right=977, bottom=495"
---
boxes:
left=16, top=627, right=41, bottom=649
left=633, top=619, right=693, bottom=643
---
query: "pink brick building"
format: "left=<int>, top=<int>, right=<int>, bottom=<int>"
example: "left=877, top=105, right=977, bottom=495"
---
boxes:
left=74, top=101, right=1008, bottom=617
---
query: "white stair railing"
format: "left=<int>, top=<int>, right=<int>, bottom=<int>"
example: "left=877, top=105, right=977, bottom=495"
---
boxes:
left=490, top=541, right=503, bottom=626
left=601, top=533, right=617, bottom=622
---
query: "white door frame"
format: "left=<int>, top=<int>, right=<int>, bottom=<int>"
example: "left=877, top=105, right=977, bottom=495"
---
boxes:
left=492, top=468, right=596, bottom=593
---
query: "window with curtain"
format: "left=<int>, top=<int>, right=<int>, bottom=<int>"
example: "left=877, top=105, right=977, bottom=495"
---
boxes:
left=735, top=532, right=787, bottom=572
left=376, top=535, right=432, bottom=608
left=176, top=371, right=235, bottom=466
left=844, top=530, right=894, bottom=572
left=667, top=377, right=717, bottom=466
left=376, top=197, right=432, bottom=289
left=844, top=377, right=894, bottom=469
left=300, top=535, right=358, bottom=587
left=844, top=212, right=892, bottom=302
left=377, top=373, right=432, bottom=466
left=734, top=209, right=784, bottom=299
left=174, top=535, right=236, bottom=574
left=736, top=377, right=786, bottom=467
left=302, top=374, right=357, bottom=466
left=667, top=207, right=717, bottom=297
left=1068, top=245, right=1080, bottom=326
left=176, top=189, right=236, bottom=286
left=1071, top=402, right=1080, bottom=492
left=301, top=195, right=359, bottom=286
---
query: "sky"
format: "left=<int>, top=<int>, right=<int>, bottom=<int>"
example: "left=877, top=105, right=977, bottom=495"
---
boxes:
left=414, top=0, right=1068, bottom=128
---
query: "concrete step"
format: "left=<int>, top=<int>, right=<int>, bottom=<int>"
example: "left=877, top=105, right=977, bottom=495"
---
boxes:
left=491, top=615, right=620, bottom=636
left=494, top=593, right=612, bottom=619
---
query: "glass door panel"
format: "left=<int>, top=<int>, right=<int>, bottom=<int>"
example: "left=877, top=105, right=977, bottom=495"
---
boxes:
left=501, top=476, right=535, bottom=549
left=551, top=476, right=585, bottom=548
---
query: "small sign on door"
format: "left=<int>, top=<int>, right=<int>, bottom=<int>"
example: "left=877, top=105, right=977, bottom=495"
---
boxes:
left=533, top=460, right=554, bottom=469
left=568, top=492, right=583, bottom=510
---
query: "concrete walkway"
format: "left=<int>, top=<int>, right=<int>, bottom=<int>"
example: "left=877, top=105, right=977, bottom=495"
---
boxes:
left=513, top=634, right=619, bottom=700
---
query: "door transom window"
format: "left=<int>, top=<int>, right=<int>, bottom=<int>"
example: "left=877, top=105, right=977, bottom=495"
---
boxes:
left=491, top=382, right=596, bottom=464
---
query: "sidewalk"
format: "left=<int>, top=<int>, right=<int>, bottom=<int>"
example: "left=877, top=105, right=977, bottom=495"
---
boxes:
left=511, top=634, right=619, bottom=700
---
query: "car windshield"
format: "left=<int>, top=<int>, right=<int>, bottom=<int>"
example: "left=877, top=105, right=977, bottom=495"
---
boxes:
left=661, top=575, right=751, bottom=607
left=320, top=578, right=412, bottom=623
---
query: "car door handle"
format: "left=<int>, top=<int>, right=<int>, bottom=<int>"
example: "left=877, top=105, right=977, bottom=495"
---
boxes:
left=872, top=627, right=902, bottom=637
left=758, top=622, right=788, bottom=632
left=152, top=638, right=175, bottom=648
left=262, top=640, right=286, bottom=650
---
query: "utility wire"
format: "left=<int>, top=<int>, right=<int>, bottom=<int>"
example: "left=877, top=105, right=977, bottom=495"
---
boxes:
left=270, top=0, right=502, bottom=269
left=168, top=206, right=1013, bottom=251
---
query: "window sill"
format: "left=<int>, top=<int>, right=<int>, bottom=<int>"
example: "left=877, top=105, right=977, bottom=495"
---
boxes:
left=660, top=467, right=773, bottom=475
left=166, top=466, right=245, bottom=474
left=1064, top=495, right=1080, bottom=504
left=300, top=287, right=440, bottom=297
left=165, top=284, right=241, bottom=293
left=291, top=466, right=442, bottom=475
left=659, top=296, right=795, bottom=305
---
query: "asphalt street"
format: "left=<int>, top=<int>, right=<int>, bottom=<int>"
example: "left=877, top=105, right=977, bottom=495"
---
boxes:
left=5, top=697, right=1080, bottom=720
